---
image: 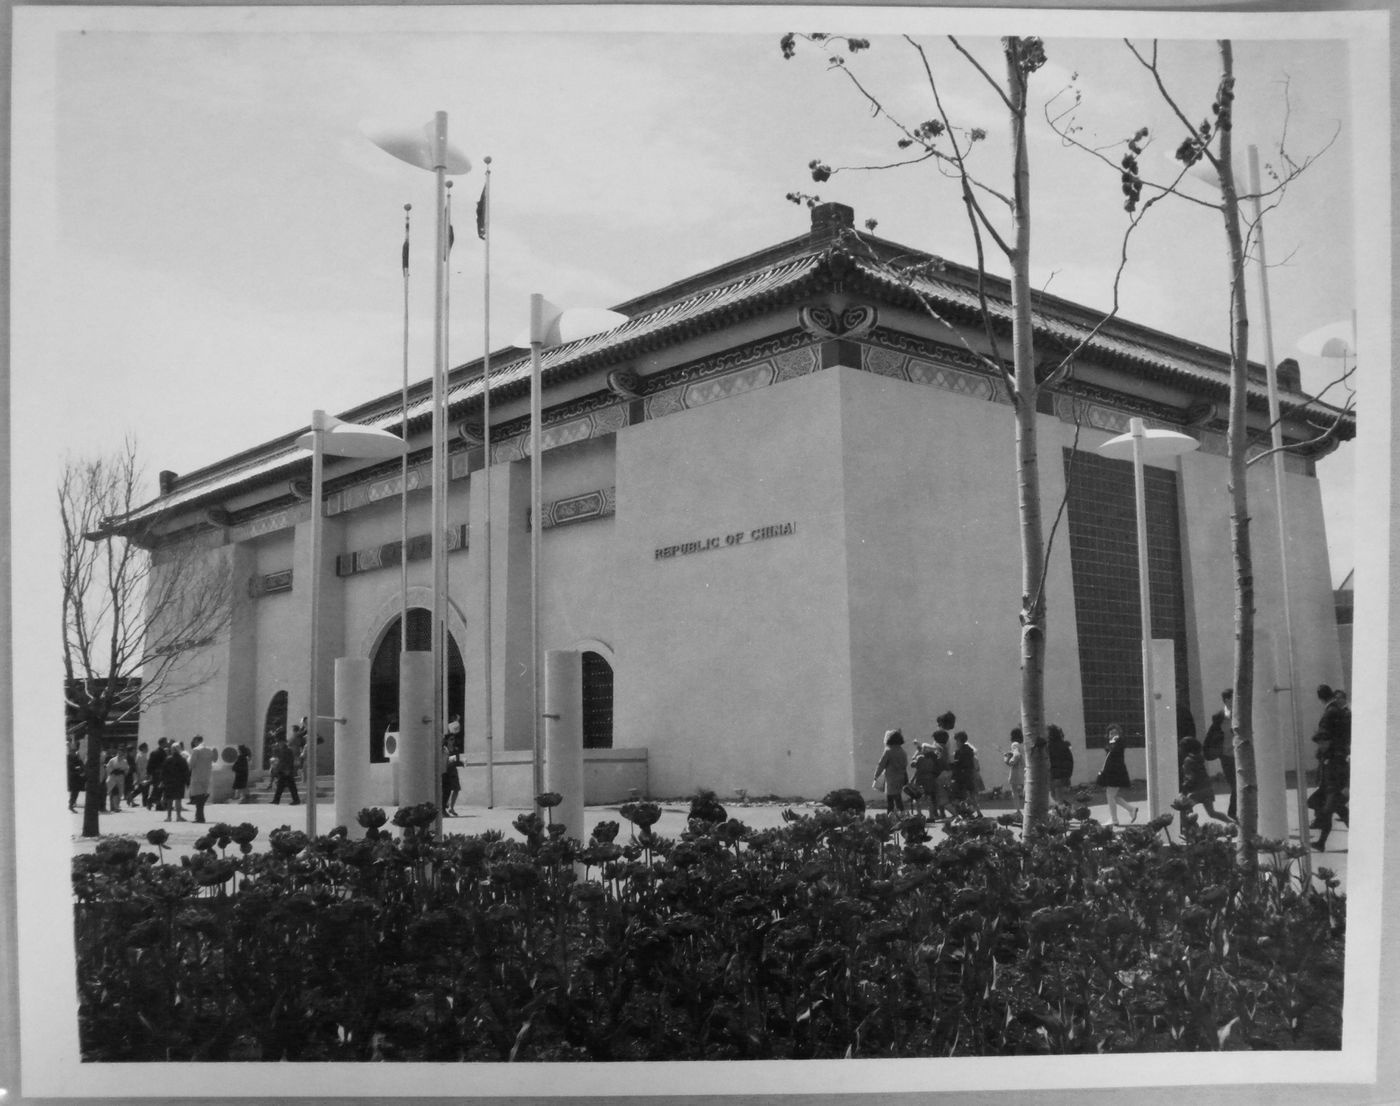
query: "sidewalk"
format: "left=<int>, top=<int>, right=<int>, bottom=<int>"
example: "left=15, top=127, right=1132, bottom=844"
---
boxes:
left=70, top=786, right=1347, bottom=890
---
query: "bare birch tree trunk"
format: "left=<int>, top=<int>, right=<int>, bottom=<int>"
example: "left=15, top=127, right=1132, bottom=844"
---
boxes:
left=1214, top=41, right=1259, bottom=869
left=1004, top=39, right=1052, bottom=830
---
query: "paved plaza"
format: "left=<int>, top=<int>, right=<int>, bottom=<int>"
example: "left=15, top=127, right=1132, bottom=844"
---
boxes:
left=70, top=782, right=1348, bottom=891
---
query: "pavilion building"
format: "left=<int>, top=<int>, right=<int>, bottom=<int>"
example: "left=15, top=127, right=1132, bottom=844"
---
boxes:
left=108, top=203, right=1353, bottom=805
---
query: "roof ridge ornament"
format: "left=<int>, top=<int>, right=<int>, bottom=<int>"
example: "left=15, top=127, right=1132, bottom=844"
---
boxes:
left=799, top=302, right=878, bottom=341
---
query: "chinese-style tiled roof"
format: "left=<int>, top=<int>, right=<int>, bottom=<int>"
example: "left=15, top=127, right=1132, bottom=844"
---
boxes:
left=107, top=207, right=1353, bottom=533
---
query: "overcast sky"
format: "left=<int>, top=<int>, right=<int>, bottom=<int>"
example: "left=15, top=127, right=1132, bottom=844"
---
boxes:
left=13, top=7, right=1382, bottom=588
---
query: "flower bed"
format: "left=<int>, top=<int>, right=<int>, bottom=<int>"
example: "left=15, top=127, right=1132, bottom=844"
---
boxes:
left=72, top=796, right=1344, bottom=1060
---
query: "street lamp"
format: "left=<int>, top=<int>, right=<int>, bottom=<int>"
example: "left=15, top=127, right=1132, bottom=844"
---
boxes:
left=365, top=113, right=472, bottom=812
left=1098, top=419, right=1199, bottom=824
left=515, top=296, right=627, bottom=805
left=294, top=411, right=406, bottom=838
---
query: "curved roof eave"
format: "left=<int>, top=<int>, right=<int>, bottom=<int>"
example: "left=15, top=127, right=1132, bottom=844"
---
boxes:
left=850, top=260, right=1355, bottom=434
left=107, top=253, right=831, bottom=532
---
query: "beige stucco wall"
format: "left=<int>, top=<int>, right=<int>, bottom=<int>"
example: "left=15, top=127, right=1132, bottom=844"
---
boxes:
left=1177, top=443, right=1342, bottom=773
left=612, top=368, right=855, bottom=799
left=839, top=368, right=1090, bottom=795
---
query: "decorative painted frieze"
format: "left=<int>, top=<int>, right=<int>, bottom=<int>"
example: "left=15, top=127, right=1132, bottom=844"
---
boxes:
left=247, top=568, right=293, bottom=598
left=335, top=523, right=469, bottom=579
left=539, top=487, right=616, bottom=531
left=326, top=460, right=431, bottom=518
left=228, top=503, right=311, bottom=545
left=861, top=335, right=1007, bottom=402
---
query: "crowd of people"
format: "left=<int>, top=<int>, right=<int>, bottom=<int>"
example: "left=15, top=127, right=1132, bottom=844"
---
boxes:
left=872, top=682, right=1352, bottom=848
left=66, top=735, right=255, bottom=824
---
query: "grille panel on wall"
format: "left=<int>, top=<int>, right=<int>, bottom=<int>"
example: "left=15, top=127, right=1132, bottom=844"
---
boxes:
left=581, top=651, right=614, bottom=750
left=1063, top=448, right=1191, bottom=750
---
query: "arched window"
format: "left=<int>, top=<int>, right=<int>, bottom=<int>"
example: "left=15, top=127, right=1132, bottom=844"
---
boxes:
left=369, top=609, right=465, bottom=761
left=581, top=651, right=613, bottom=749
left=262, top=690, right=288, bottom=769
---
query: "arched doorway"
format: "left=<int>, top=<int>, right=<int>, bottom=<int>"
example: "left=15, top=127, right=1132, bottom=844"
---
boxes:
left=368, top=609, right=465, bottom=762
left=262, top=690, right=288, bottom=769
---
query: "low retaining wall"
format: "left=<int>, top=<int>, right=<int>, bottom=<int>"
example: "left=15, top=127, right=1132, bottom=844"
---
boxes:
left=459, top=747, right=649, bottom=808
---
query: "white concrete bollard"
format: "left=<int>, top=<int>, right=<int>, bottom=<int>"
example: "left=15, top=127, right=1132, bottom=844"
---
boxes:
left=1150, top=640, right=1180, bottom=824
left=544, top=650, right=584, bottom=843
left=334, top=657, right=372, bottom=837
left=398, top=652, right=437, bottom=811
left=1254, top=636, right=1290, bottom=845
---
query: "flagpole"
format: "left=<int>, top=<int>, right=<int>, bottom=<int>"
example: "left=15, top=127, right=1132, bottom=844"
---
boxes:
left=480, top=158, right=495, bottom=808
left=430, top=112, right=449, bottom=825
left=529, top=295, right=545, bottom=808
left=400, top=204, right=411, bottom=659
left=435, top=180, right=455, bottom=839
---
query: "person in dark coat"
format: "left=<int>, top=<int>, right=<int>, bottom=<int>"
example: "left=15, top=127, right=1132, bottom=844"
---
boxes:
left=1311, top=742, right=1350, bottom=851
left=270, top=736, right=300, bottom=805
left=232, top=744, right=251, bottom=802
left=66, top=743, right=84, bottom=811
left=161, top=743, right=190, bottom=822
left=1202, top=689, right=1238, bottom=820
left=441, top=739, right=463, bottom=816
left=1308, top=685, right=1351, bottom=820
left=1047, top=724, right=1074, bottom=801
left=145, top=738, right=168, bottom=810
left=949, top=730, right=982, bottom=817
left=1094, top=723, right=1137, bottom=825
left=1176, top=736, right=1232, bottom=826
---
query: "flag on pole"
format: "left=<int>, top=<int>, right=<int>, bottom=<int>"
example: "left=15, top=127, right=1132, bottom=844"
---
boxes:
left=476, top=184, right=488, bottom=240
left=402, top=218, right=410, bottom=273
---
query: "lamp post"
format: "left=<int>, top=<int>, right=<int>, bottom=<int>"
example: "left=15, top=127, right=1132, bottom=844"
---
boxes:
left=518, top=298, right=628, bottom=805
left=1098, top=419, right=1199, bottom=823
left=365, top=113, right=471, bottom=813
left=295, top=411, right=406, bottom=838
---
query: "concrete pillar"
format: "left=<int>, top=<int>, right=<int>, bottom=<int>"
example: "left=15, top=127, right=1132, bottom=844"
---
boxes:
left=221, top=542, right=258, bottom=753
left=334, top=657, right=372, bottom=836
left=291, top=514, right=347, bottom=773
left=544, top=649, right=584, bottom=841
left=1255, top=634, right=1290, bottom=842
left=1150, top=640, right=1181, bottom=822
left=398, top=651, right=437, bottom=809
left=500, top=460, right=535, bottom=751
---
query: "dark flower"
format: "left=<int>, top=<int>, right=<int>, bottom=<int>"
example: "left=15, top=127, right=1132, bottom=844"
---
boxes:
left=230, top=823, right=259, bottom=845
left=590, top=820, right=620, bottom=844
left=619, top=801, right=662, bottom=830
left=268, top=828, right=309, bottom=857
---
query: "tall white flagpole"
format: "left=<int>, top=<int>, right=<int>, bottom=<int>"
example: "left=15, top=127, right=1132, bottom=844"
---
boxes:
left=480, top=159, right=496, bottom=808
left=529, top=294, right=546, bottom=807
left=1248, top=145, right=1308, bottom=876
left=430, top=112, right=450, bottom=820
left=306, top=412, right=327, bottom=840
left=435, top=180, right=455, bottom=839
left=400, top=205, right=411, bottom=658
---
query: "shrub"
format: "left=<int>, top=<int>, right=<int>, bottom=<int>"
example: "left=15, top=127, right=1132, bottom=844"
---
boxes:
left=72, top=807, right=1343, bottom=1060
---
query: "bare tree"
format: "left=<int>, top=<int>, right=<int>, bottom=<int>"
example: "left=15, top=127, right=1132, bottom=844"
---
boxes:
left=782, top=34, right=1168, bottom=829
left=1049, top=38, right=1348, bottom=868
left=61, top=440, right=235, bottom=837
